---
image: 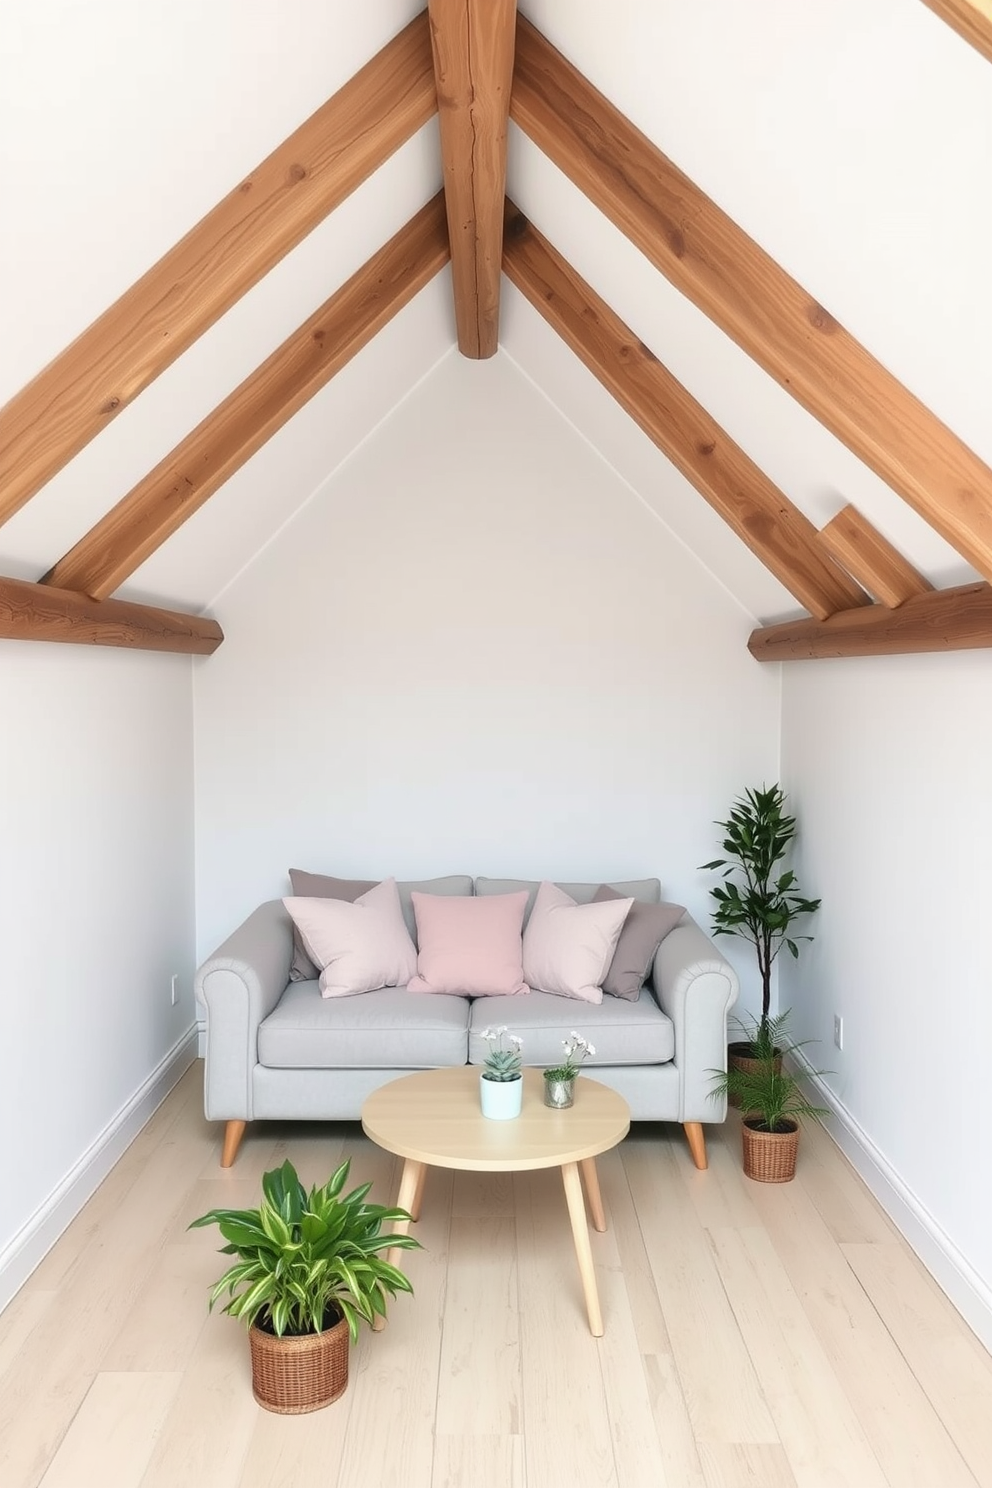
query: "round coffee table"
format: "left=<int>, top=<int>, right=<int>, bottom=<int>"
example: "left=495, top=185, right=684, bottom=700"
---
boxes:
left=361, top=1065, right=630, bottom=1336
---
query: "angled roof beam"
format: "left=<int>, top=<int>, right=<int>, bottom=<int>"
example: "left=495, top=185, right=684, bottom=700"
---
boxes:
left=0, top=575, right=222, bottom=655
left=817, top=505, right=933, bottom=608
left=503, top=203, right=868, bottom=621
left=429, top=0, right=517, bottom=357
left=44, top=196, right=451, bottom=601
left=921, top=1, right=992, bottom=65
left=0, top=12, right=437, bottom=526
left=511, top=17, right=992, bottom=583
left=748, top=582, right=992, bottom=661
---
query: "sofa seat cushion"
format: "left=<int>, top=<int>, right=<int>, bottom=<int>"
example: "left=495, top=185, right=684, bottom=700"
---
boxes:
left=467, top=987, right=674, bottom=1067
left=258, top=983, right=471, bottom=1070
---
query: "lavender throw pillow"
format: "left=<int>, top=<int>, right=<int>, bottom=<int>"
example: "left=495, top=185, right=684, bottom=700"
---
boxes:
left=593, top=885, right=686, bottom=1000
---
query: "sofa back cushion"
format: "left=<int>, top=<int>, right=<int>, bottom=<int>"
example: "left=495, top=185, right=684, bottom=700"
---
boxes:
left=395, top=876, right=474, bottom=943
left=476, top=877, right=660, bottom=928
left=408, top=890, right=529, bottom=997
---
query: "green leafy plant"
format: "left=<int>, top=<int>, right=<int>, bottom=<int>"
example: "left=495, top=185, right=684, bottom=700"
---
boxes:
left=188, top=1157, right=421, bottom=1340
left=709, top=1034, right=830, bottom=1133
left=479, top=1025, right=523, bottom=1082
left=544, top=1031, right=596, bottom=1082
left=700, top=783, right=821, bottom=1047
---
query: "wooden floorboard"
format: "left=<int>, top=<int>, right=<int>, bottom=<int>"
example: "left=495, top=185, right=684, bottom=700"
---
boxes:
left=0, top=1064, right=989, bottom=1488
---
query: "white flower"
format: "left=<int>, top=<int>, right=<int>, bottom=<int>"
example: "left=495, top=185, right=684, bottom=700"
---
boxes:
left=508, top=1035, right=523, bottom=1049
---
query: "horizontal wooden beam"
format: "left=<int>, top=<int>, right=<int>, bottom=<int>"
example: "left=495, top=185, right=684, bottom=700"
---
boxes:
left=921, top=0, right=992, bottom=65
left=0, top=575, right=223, bottom=655
left=429, top=0, right=517, bottom=357
left=502, top=203, right=867, bottom=621
left=817, top=505, right=933, bottom=608
left=44, top=195, right=451, bottom=600
left=511, top=17, right=992, bottom=582
left=748, top=582, right=992, bottom=661
left=0, top=12, right=437, bottom=526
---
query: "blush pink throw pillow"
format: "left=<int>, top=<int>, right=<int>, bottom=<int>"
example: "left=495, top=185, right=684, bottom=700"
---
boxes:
left=283, top=877, right=418, bottom=998
left=522, top=880, right=633, bottom=1004
left=408, top=890, right=530, bottom=996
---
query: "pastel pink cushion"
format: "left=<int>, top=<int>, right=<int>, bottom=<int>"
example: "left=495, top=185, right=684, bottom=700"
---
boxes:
left=408, top=890, right=529, bottom=996
left=283, top=877, right=418, bottom=998
left=522, top=880, right=633, bottom=1004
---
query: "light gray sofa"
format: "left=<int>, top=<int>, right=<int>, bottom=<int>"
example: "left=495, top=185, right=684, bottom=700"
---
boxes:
left=196, top=875, right=739, bottom=1171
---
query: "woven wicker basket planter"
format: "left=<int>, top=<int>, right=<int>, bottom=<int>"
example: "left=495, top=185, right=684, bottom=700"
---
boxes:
left=248, top=1312, right=350, bottom=1414
left=741, top=1117, right=799, bottom=1183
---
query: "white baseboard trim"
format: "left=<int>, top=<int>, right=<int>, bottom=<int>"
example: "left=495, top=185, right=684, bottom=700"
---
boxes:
left=0, top=1027, right=198, bottom=1315
left=794, top=1051, right=992, bottom=1355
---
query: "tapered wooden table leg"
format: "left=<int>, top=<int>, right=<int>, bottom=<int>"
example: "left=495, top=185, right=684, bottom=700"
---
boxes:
left=561, top=1160, right=603, bottom=1336
left=580, top=1157, right=607, bottom=1232
left=410, top=1160, right=427, bottom=1221
left=373, top=1157, right=425, bottom=1332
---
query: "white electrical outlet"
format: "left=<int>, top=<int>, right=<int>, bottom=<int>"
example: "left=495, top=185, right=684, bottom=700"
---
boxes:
left=833, top=1014, right=843, bottom=1050
left=170, top=974, right=179, bottom=1007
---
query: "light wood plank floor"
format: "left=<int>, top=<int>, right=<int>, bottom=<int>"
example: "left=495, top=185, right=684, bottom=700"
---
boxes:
left=3, top=1063, right=992, bottom=1488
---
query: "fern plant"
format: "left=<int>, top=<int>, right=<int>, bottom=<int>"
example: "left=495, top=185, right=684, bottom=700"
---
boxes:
left=188, top=1157, right=421, bottom=1340
left=710, top=1040, right=830, bottom=1133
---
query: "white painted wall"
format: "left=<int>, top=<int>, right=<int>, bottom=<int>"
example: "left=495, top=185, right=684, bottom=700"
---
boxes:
left=0, top=646, right=196, bottom=1286
left=193, top=351, right=781, bottom=967
left=780, top=653, right=992, bottom=1339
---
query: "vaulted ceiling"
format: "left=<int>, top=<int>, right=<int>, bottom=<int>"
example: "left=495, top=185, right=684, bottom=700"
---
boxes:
left=1, top=0, right=990, bottom=660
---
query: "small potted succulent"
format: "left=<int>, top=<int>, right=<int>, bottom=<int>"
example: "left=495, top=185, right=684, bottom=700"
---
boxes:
left=543, top=1031, right=596, bottom=1109
left=478, top=1025, right=524, bottom=1119
left=189, top=1157, right=421, bottom=1413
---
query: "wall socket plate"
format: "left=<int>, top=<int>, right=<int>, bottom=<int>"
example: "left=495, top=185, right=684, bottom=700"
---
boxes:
left=833, top=1013, right=843, bottom=1050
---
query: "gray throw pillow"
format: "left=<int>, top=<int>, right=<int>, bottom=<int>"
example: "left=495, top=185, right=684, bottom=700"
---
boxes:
left=287, top=870, right=379, bottom=981
left=593, top=884, right=686, bottom=1000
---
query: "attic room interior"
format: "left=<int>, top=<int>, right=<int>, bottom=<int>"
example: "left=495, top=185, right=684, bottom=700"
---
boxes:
left=2, top=0, right=992, bottom=1482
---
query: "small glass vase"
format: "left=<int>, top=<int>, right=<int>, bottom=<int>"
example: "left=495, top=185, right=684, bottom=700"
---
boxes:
left=480, top=1073, right=523, bottom=1120
left=543, top=1073, right=576, bottom=1109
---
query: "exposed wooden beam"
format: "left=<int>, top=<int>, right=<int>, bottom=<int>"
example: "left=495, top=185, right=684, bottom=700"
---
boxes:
left=0, top=575, right=223, bottom=655
left=502, top=203, right=867, bottom=622
left=921, top=0, right=992, bottom=65
left=428, top=0, right=517, bottom=357
left=748, top=582, right=992, bottom=661
left=0, top=13, right=437, bottom=526
left=44, top=196, right=451, bottom=601
left=511, top=17, right=992, bottom=583
left=817, top=505, right=934, bottom=608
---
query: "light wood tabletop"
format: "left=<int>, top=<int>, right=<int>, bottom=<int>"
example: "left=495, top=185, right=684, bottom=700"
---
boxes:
left=362, top=1066, right=630, bottom=1335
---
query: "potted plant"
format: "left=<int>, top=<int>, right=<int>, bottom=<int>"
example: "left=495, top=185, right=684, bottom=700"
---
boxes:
left=189, top=1156, right=421, bottom=1413
left=709, top=1035, right=830, bottom=1182
left=701, top=783, right=821, bottom=1082
left=543, top=1031, right=596, bottom=1109
left=478, top=1025, right=524, bottom=1119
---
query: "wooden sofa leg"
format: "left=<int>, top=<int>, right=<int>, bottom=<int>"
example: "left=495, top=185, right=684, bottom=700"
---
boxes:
left=221, top=1120, right=247, bottom=1168
left=683, top=1122, right=708, bottom=1171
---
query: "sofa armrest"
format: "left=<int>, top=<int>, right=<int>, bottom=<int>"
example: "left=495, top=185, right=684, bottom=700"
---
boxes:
left=651, top=915, right=740, bottom=1122
left=196, top=899, right=293, bottom=1121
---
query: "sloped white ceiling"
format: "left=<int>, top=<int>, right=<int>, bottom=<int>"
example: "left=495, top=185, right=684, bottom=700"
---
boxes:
left=2, top=0, right=990, bottom=623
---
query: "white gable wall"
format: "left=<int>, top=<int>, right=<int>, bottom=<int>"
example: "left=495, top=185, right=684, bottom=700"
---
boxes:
left=193, top=350, right=781, bottom=963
